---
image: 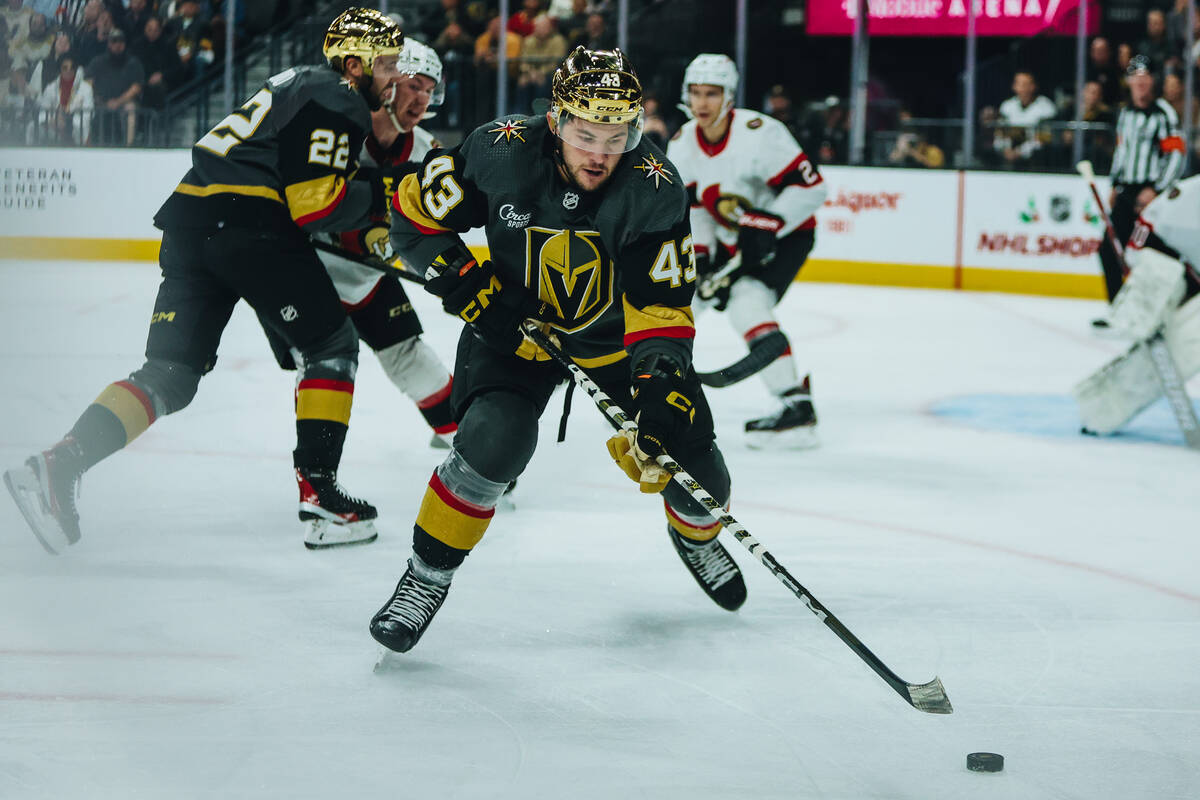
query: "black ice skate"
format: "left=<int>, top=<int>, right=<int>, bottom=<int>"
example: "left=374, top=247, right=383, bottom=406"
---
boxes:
left=668, top=526, right=747, bottom=611
left=370, top=561, right=450, bottom=652
left=745, top=377, right=819, bottom=450
left=296, top=467, right=378, bottom=549
left=3, top=438, right=85, bottom=555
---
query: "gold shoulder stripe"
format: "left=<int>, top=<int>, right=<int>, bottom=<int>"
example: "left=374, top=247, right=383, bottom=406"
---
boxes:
left=174, top=182, right=283, bottom=203
left=572, top=350, right=628, bottom=368
left=394, top=172, right=453, bottom=233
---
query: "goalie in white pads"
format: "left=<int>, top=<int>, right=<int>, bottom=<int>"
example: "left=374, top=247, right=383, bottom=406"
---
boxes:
left=1074, top=175, right=1200, bottom=442
left=667, top=54, right=828, bottom=449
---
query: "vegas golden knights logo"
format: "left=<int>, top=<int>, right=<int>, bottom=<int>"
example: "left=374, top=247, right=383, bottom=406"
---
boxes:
left=525, top=227, right=613, bottom=332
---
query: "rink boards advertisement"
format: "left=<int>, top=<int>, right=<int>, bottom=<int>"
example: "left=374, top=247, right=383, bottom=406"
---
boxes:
left=0, top=147, right=1107, bottom=299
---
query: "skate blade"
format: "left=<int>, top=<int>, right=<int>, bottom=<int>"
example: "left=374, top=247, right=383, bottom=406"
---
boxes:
left=303, top=518, right=379, bottom=550
left=745, top=425, right=819, bottom=451
left=4, top=466, right=66, bottom=555
left=429, top=433, right=452, bottom=450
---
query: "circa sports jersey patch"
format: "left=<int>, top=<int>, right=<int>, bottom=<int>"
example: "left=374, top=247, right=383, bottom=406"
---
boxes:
left=634, top=154, right=673, bottom=189
left=498, top=203, right=532, bottom=228
left=747, top=117, right=763, bottom=129
left=525, top=227, right=613, bottom=333
left=488, top=119, right=527, bottom=144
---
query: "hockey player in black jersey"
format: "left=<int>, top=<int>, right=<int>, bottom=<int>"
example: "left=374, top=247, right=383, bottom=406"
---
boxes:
left=3, top=8, right=404, bottom=553
left=257, top=38, right=459, bottom=455
left=369, top=47, right=746, bottom=655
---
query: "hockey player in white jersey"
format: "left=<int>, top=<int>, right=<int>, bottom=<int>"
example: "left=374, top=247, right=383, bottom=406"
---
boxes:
left=667, top=54, right=828, bottom=448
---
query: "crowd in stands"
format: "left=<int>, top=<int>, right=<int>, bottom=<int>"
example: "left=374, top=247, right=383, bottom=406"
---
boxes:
left=3, top=0, right=1197, bottom=178
left=0, top=0, right=310, bottom=145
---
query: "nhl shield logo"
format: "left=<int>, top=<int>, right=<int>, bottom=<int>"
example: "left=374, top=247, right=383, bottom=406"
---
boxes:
left=562, top=191, right=579, bottom=210
left=1049, top=195, right=1070, bottom=223
left=525, top=227, right=612, bottom=332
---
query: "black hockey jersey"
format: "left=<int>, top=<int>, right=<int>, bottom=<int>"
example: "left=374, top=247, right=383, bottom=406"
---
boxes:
left=390, top=115, right=697, bottom=368
left=154, top=66, right=381, bottom=234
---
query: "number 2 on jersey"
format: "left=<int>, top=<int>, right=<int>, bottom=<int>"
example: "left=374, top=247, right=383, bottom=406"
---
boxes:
left=196, top=88, right=272, bottom=157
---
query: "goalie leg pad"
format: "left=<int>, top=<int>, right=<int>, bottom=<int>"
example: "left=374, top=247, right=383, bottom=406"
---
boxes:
left=1110, top=248, right=1187, bottom=341
left=1075, top=294, right=1200, bottom=434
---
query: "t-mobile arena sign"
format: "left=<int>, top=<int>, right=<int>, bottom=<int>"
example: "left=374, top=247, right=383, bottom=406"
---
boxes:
left=807, top=0, right=1100, bottom=36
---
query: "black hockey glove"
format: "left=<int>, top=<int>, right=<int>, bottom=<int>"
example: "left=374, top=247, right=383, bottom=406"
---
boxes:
left=425, top=246, right=554, bottom=353
left=630, top=354, right=696, bottom=458
left=736, top=208, right=785, bottom=271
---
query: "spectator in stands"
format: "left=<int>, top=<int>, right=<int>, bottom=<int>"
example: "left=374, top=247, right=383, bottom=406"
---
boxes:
left=27, top=29, right=72, bottom=100
left=1166, top=0, right=1194, bottom=57
left=1087, top=37, right=1121, bottom=105
left=119, top=0, right=155, bottom=41
left=641, top=92, right=668, bottom=149
left=514, top=12, right=563, bottom=113
left=1163, top=71, right=1199, bottom=128
left=164, top=0, right=212, bottom=82
left=433, top=20, right=474, bottom=59
left=1, top=0, right=33, bottom=43
left=888, top=109, right=944, bottom=168
left=474, top=14, right=520, bottom=115
left=974, top=106, right=1003, bottom=169
left=132, top=15, right=180, bottom=109
left=571, top=12, right=613, bottom=51
left=552, top=0, right=588, bottom=46
left=8, top=12, right=53, bottom=99
left=1138, top=10, right=1172, bottom=73
left=764, top=84, right=801, bottom=138
left=994, top=70, right=1056, bottom=168
left=507, top=0, right=541, bottom=38
left=424, top=0, right=485, bottom=42
left=1059, top=79, right=1116, bottom=174
left=75, top=7, right=116, bottom=67
left=36, top=52, right=91, bottom=144
left=87, top=28, right=141, bottom=145
left=800, top=95, right=848, bottom=165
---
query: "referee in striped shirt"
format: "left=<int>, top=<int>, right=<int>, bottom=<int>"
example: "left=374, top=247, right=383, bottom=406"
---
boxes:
left=1097, top=55, right=1187, bottom=318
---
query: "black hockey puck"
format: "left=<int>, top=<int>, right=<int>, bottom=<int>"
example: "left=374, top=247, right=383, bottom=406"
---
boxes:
left=967, top=752, right=1004, bottom=772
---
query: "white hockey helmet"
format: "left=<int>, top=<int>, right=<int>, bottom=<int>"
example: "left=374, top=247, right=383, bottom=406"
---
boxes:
left=397, top=37, right=445, bottom=107
left=681, top=53, right=738, bottom=118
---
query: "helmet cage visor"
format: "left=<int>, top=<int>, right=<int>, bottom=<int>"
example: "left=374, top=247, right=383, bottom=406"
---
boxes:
left=552, top=108, right=643, bottom=155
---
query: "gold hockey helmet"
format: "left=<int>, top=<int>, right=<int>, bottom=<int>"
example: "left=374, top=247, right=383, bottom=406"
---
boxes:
left=323, top=8, right=404, bottom=76
left=549, top=47, right=644, bottom=154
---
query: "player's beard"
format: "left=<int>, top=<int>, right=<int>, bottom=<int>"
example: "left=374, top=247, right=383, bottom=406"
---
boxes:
left=557, top=144, right=615, bottom=193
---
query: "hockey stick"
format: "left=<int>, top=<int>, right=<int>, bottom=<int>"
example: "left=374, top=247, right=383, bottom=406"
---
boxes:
left=697, top=329, right=789, bottom=388
left=1076, top=160, right=1129, bottom=277
left=696, top=253, right=743, bottom=300
left=1146, top=331, right=1200, bottom=448
left=1073, top=164, right=1200, bottom=448
left=520, top=321, right=953, bottom=714
left=310, top=239, right=429, bottom=286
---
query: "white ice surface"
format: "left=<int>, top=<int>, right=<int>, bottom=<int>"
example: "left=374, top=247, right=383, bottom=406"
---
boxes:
left=1, top=261, right=1198, bottom=800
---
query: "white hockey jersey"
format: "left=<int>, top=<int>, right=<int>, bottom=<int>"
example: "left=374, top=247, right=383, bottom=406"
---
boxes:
left=1130, top=174, right=1200, bottom=271
left=321, top=124, right=440, bottom=306
left=666, top=109, right=827, bottom=258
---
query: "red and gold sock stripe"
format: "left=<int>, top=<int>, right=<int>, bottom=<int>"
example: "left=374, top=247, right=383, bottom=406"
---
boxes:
left=415, top=471, right=494, bottom=551
left=665, top=500, right=721, bottom=544
left=296, top=379, right=354, bottom=425
left=93, top=380, right=156, bottom=445
left=743, top=322, right=792, bottom=356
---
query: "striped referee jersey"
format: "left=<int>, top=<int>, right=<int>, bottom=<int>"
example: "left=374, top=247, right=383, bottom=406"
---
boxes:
left=1109, top=98, right=1187, bottom=192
